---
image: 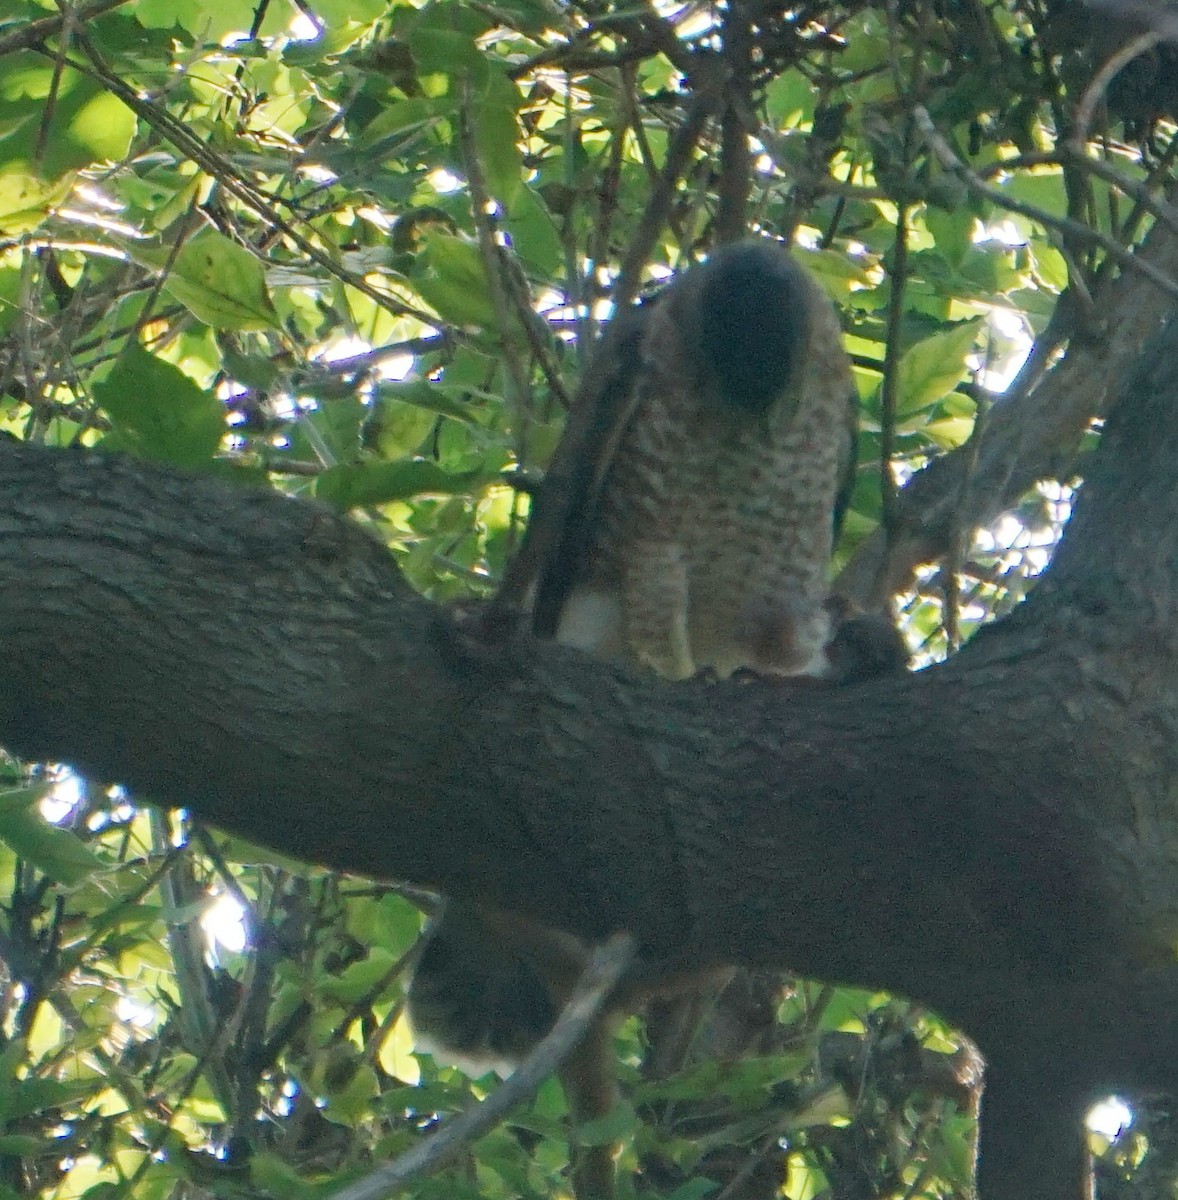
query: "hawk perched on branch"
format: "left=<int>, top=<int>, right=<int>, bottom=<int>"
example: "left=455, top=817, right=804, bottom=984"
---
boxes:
left=531, top=238, right=859, bottom=680
left=410, top=237, right=873, bottom=1087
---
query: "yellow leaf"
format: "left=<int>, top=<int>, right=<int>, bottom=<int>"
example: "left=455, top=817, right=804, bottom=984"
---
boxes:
left=379, top=1010, right=421, bottom=1085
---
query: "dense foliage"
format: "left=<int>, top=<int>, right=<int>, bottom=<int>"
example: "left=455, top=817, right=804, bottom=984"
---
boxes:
left=0, top=0, right=1173, bottom=1196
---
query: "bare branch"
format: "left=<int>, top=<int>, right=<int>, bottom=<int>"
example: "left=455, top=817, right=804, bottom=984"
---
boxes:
left=914, top=105, right=1178, bottom=301
left=0, top=0, right=132, bottom=57
left=1073, top=30, right=1164, bottom=145
left=838, top=206, right=1178, bottom=609
left=327, top=934, right=635, bottom=1200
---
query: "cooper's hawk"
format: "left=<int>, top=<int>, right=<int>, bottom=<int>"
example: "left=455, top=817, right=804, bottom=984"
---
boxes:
left=530, top=237, right=859, bottom=680
left=408, top=238, right=870, bottom=1145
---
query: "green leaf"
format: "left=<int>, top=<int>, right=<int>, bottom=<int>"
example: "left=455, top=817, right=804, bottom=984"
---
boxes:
left=286, top=398, right=367, bottom=465
left=320, top=1060, right=379, bottom=1124
left=786, top=1081, right=853, bottom=1128
left=315, top=0, right=389, bottom=24
left=473, top=70, right=522, bottom=206
left=372, top=398, right=437, bottom=457
left=354, top=97, right=445, bottom=154
left=929, top=1110, right=981, bottom=1186
left=249, top=1152, right=320, bottom=1200
left=374, top=379, right=483, bottom=422
left=574, top=1098, right=636, bottom=1146
left=221, top=346, right=282, bottom=391
left=925, top=205, right=975, bottom=267
left=315, top=459, right=492, bottom=509
left=0, top=1075, right=98, bottom=1120
left=1002, top=168, right=1066, bottom=219
left=507, top=183, right=562, bottom=274
left=135, top=0, right=290, bottom=37
left=131, top=229, right=279, bottom=331
left=0, top=56, right=134, bottom=178
left=318, top=950, right=398, bottom=1003
left=798, top=246, right=873, bottom=297
left=665, top=1182, right=725, bottom=1200
left=893, top=319, right=981, bottom=415
left=924, top=415, right=977, bottom=449
left=407, top=28, right=486, bottom=81
left=1031, top=243, right=1068, bottom=291
left=816, top=986, right=877, bottom=1032
left=0, top=786, right=41, bottom=816
left=348, top=892, right=423, bottom=953
left=0, top=170, right=71, bottom=235
left=0, top=170, right=71, bottom=234
left=94, top=346, right=225, bottom=467
left=411, top=231, right=496, bottom=328
left=764, top=71, right=814, bottom=126
left=0, top=1039, right=22, bottom=1085
left=0, top=808, right=101, bottom=885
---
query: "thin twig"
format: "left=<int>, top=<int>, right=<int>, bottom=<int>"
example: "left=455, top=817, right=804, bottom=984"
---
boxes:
left=35, top=0, right=77, bottom=170
left=611, top=86, right=720, bottom=317
left=880, top=206, right=908, bottom=540
left=914, top=106, right=1178, bottom=301
left=1061, top=143, right=1178, bottom=235
left=837, top=193, right=1178, bottom=610
left=457, top=86, right=534, bottom=422
left=941, top=349, right=993, bottom=654
left=456, top=88, right=570, bottom=411
left=52, top=34, right=439, bottom=326
left=714, top=1, right=752, bottom=244
left=977, top=143, right=1178, bottom=240
left=327, top=933, right=635, bottom=1200
left=1072, top=31, right=1162, bottom=146
left=130, top=207, right=201, bottom=353
left=0, top=0, right=131, bottom=57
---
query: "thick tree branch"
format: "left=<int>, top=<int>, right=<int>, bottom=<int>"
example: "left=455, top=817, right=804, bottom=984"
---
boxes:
left=4, top=315, right=1178, bottom=1198
left=0, top=368, right=1172, bottom=989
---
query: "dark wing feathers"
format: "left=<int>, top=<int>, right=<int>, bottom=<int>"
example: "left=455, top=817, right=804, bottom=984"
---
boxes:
left=529, top=305, right=650, bottom=639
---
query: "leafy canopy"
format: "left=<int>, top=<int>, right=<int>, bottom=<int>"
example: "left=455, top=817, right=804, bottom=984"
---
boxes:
left=0, top=0, right=1167, bottom=1196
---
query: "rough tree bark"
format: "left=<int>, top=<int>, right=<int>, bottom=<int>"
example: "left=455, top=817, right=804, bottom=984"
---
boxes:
left=2, top=314, right=1178, bottom=1199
